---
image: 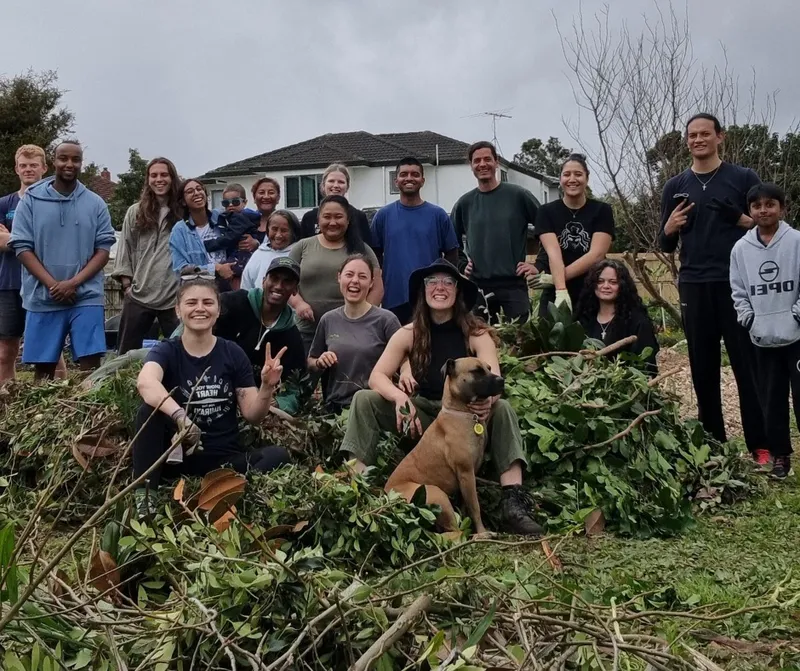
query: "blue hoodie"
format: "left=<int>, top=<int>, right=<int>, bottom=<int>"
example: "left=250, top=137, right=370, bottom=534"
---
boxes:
left=8, top=178, right=116, bottom=312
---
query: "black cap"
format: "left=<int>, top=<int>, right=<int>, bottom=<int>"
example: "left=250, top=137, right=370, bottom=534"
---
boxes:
left=266, top=256, right=301, bottom=282
left=407, top=258, right=478, bottom=310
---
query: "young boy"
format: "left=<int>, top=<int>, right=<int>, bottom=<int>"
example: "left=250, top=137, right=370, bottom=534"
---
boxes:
left=730, top=183, right=799, bottom=479
left=8, top=140, right=116, bottom=379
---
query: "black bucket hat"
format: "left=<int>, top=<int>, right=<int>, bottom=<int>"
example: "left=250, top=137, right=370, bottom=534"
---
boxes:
left=407, top=258, right=479, bottom=310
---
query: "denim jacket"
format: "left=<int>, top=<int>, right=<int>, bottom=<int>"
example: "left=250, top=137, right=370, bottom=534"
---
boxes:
left=168, top=211, right=220, bottom=274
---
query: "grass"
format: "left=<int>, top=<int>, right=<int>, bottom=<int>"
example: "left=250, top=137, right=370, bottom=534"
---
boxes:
left=457, top=468, right=800, bottom=669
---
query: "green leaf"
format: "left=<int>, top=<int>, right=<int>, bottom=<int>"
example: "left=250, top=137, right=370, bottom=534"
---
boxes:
left=417, top=630, right=445, bottom=665
left=73, top=648, right=92, bottom=670
left=0, top=524, right=18, bottom=603
left=465, top=598, right=497, bottom=648
left=3, top=651, right=26, bottom=671
left=560, top=404, right=585, bottom=424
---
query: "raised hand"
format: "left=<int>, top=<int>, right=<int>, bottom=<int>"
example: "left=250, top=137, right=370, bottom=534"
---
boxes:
left=707, top=197, right=742, bottom=226
left=261, top=342, right=287, bottom=388
left=664, top=199, right=695, bottom=235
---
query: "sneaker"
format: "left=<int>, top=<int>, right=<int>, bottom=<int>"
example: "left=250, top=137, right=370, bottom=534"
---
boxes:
left=500, top=486, right=544, bottom=536
left=771, top=456, right=792, bottom=480
left=754, top=449, right=772, bottom=470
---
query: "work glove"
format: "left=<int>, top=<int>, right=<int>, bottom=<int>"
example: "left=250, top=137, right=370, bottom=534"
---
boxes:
left=554, top=289, right=573, bottom=312
left=171, top=409, right=202, bottom=458
left=529, top=272, right=554, bottom=290
left=707, top=197, right=742, bottom=226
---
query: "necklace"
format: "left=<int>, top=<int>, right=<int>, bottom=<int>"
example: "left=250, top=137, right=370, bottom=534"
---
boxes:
left=692, top=165, right=721, bottom=191
left=597, top=316, right=614, bottom=340
left=564, top=200, right=584, bottom=217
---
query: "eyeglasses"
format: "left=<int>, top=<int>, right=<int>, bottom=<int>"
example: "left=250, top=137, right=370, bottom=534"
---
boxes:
left=180, top=272, right=215, bottom=283
left=222, top=198, right=243, bottom=207
left=424, top=276, right=457, bottom=288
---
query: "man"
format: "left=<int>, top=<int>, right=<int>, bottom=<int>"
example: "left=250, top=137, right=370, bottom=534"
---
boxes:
left=214, top=256, right=306, bottom=395
left=371, top=157, right=459, bottom=324
left=450, top=141, right=539, bottom=322
left=9, top=140, right=116, bottom=379
left=0, top=145, right=47, bottom=382
left=112, top=157, right=182, bottom=353
left=658, top=113, right=766, bottom=456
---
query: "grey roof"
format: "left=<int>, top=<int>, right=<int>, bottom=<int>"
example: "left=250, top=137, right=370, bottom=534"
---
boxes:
left=201, top=130, right=558, bottom=185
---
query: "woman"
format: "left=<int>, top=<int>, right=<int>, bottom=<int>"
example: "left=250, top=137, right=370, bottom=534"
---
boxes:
left=576, top=259, right=659, bottom=375
left=339, top=258, right=541, bottom=536
left=289, top=195, right=382, bottom=351
left=169, top=179, right=235, bottom=288
left=299, top=164, right=373, bottom=247
left=112, top=157, right=183, bottom=353
left=132, top=269, right=290, bottom=507
left=531, top=154, right=615, bottom=314
left=237, top=177, right=282, bottom=253
left=308, top=254, right=400, bottom=411
left=241, top=210, right=301, bottom=290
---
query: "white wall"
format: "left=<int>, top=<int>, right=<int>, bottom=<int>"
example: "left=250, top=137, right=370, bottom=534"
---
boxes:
left=206, top=164, right=557, bottom=215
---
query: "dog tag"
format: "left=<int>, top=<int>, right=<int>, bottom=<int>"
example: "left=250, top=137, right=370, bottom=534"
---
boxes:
left=473, top=423, right=485, bottom=436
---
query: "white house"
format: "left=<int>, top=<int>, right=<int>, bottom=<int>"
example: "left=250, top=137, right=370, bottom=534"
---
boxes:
left=199, top=130, right=560, bottom=218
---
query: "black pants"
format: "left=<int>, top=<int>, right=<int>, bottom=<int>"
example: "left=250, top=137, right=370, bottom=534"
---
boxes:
left=118, top=296, right=179, bottom=355
left=474, top=279, right=530, bottom=323
left=131, top=404, right=290, bottom=487
left=753, top=342, right=800, bottom=457
left=679, top=281, right=765, bottom=450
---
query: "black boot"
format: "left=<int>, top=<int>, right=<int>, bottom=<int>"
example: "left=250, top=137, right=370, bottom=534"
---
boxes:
left=500, top=486, right=544, bottom=536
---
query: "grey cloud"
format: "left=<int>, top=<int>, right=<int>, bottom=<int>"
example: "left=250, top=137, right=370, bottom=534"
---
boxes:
left=2, top=0, right=797, bottom=179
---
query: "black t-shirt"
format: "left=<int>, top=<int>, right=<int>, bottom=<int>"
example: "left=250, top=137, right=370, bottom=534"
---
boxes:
left=146, top=337, right=255, bottom=456
left=580, top=309, right=659, bottom=375
left=534, top=199, right=615, bottom=300
left=300, top=205, right=373, bottom=248
left=658, top=162, right=760, bottom=283
left=416, top=320, right=469, bottom=401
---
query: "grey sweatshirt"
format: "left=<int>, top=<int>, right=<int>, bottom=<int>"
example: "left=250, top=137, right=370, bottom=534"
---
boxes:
left=111, top=203, right=178, bottom=310
left=730, top=221, right=800, bottom=347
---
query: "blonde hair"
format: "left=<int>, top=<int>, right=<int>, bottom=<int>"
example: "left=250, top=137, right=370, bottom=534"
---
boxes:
left=321, top=163, right=351, bottom=192
left=15, top=144, right=47, bottom=167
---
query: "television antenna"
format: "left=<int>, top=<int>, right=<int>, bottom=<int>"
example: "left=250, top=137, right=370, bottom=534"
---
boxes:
left=462, top=107, right=514, bottom=156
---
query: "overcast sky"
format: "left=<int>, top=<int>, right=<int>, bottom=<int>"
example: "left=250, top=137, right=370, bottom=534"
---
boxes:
left=3, top=0, right=798, bottom=179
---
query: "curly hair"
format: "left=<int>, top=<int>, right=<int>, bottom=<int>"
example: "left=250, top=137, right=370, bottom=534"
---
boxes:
left=576, top=260, right=645, bottom=342
left=136, top=157, right=182, bottom=232
left=408, top=283, right=498, bottom=382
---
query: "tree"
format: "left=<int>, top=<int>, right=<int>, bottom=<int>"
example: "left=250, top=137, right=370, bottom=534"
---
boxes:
left=514, top=136, right=572, bottom=176
left=108, top=149, right=147, bottom=230
left=554, top=3, right=797, bottom=322
left=0, top=70, right=74, bottom=194
left=78, top=162, right=102, bottom=189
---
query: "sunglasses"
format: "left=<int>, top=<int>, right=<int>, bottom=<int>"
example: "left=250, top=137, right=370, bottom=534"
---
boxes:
left=222, top=198, right=243, bottom=207
left=180, top=272, right=215, bottom=283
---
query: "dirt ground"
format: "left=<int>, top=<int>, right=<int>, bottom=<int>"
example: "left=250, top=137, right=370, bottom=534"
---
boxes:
left=656, top=346, right=744, bottom=439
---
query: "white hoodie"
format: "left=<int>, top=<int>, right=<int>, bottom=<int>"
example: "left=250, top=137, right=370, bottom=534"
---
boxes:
left=730, top=221, right=800, bottom=347
left=240, top=241, right=293, bottom=290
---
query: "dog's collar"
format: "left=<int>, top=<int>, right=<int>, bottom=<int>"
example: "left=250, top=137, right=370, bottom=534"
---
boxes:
left=439, top=406, right=485, bottom=436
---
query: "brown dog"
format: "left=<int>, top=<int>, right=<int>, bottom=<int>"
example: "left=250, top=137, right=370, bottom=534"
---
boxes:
left=385, top=357, right=505, bottom=536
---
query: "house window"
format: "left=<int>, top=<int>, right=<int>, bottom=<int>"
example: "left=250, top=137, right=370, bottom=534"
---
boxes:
left=285, top=174, right=323, bottom=209
left=389, top=170, right=400, bottom=195
left=500, top=169, right=509, bottom=183
left=210, top=189, right=224, bottom=210
left=542, top=189, right=549, bottom=203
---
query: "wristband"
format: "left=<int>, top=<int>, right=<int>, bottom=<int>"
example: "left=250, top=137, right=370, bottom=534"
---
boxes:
left=171, top=408, right=187, bottom=423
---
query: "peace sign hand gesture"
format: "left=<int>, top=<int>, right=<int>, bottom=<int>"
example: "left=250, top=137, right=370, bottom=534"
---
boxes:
left=261, top=342, right=288, bottom=389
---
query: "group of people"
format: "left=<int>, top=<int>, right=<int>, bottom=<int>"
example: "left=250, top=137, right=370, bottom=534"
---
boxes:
left=1, top=111, right=789, bottom=533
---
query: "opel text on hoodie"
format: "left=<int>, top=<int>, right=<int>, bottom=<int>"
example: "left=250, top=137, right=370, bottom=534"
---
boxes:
left=730, top=221, right=800, bottom=347
left=8, top=178, right=116, bottom=312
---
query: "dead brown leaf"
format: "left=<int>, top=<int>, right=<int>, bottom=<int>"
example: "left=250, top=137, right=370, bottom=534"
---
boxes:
left=541, top=540, right=563, bottom=573
left=212, top=505, right=237, bottom=532
left=88, top=550, right=120, bottom=599
left=173, top=479, right=186, bottom=502
left=584, top=508, right=606, bottom=536
left=71, top=442, right=90, bottom=471
left=195, top=468, right=246, bottom=511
